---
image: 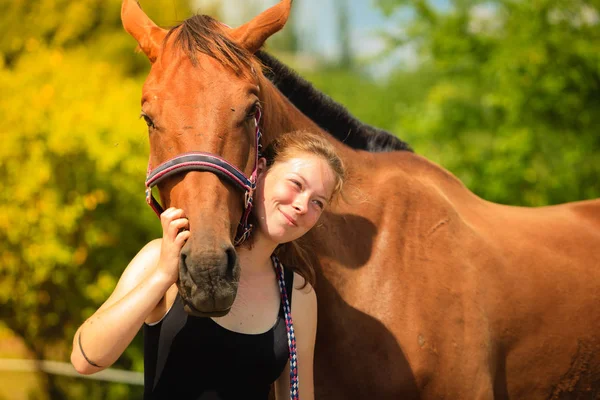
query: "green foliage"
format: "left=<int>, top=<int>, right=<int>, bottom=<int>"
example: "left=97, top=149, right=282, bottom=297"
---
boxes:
left=370, top=0, right=600, bottom=205
left=0, top=44, right=155, bottom=398
left=1, top=0, right=598, bottom=398
left=0, top=0, right=191, bottom=69
left=0, top=0, right=194, bottom=398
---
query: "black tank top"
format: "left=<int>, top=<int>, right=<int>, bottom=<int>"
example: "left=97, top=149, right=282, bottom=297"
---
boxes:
left=143, top=267, right=293, bottom=400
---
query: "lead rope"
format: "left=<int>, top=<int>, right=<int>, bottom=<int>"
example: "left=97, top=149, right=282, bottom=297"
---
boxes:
left=272, top=255, right=300, bottom=400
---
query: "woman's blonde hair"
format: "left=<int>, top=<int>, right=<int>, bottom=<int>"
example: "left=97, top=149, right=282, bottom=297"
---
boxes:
left=249, top=130, right=345, bottom=287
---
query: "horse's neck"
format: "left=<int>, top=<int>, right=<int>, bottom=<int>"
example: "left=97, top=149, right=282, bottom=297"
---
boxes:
left=260, top=78, right=356, bottom=158
left=261, top=80, right=313, bottom=130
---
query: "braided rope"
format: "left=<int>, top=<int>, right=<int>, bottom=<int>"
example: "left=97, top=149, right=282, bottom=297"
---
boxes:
left=272, top=255, right=300, bottom=400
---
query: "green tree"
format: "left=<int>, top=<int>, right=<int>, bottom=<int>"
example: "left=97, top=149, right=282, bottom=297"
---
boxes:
left=0, top=45, right=153, bottom=400
left=0, top=0, right=191, bottom=71
left=375, top=0, right=600, bottom=206
left=335, top=0, right=354, bottom=68
left=0, top=1, right=192, bottom=398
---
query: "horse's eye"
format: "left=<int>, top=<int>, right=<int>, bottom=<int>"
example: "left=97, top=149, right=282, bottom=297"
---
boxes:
left=140, top=112, right=155, bottom=129
left=246, top=102, right=261, bottom=119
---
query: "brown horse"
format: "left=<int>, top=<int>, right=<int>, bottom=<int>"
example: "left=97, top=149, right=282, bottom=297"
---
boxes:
left=121, top=0, right=600, bottom=398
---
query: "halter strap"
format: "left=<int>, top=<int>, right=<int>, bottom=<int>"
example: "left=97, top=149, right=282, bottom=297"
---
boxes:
left=272, top=255, right=300, bottom=400
left=144, top=110, right=262, bottom=245
left=146, top=153, right=254, bottom=190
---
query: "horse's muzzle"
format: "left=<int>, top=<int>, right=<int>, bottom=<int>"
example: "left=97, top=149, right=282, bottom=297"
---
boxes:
left=178, top=243, right=240, bottom=316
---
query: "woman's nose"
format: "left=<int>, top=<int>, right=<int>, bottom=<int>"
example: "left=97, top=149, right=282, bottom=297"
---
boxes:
left=292, top=195, right=308, bottom=214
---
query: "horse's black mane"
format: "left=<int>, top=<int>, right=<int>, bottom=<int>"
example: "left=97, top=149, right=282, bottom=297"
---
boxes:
left=256, top=51, right=412, bottom=153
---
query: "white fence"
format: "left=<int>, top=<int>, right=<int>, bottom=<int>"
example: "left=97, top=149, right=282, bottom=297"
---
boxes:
left=0, top=358, right=143, bottom=385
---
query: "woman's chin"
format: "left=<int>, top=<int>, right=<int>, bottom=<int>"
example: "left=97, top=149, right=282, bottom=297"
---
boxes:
left=267, top=228, right=293, bottom=244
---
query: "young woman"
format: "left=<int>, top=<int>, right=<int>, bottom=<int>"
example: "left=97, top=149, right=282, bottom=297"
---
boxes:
left=71, top=130, right=345, bottom=400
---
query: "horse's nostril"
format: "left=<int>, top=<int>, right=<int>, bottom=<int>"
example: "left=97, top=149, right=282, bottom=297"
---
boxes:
left=180, top=252, right=187, bottom=269
left=179, top=242, right=237, bottom=284
left=180, top=243, right=189, bottom=267
left=225, top=246, right=237, bottom=278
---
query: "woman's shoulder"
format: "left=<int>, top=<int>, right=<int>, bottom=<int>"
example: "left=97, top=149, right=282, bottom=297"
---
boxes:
left=291, top=272, right=317, bottom=313
left=289, top=272, right=317, bottom=348
left=292, top=272, right=314, bottom=295
left=93, top=239, right=167, bottom=316
left=117, top=239, right=162, bottom=288
left=136, top=238, right=162, bottom=262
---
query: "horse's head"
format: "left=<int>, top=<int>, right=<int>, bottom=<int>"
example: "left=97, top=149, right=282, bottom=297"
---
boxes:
left=121, top=0, right=292, bottom=316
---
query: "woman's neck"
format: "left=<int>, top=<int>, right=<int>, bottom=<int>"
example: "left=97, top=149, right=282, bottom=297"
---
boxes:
left=236, top=232, right=279, bottom=276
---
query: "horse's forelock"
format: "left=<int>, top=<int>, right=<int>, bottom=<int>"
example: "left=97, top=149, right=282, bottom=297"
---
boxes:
left=165, top=15, right=259, bottom=78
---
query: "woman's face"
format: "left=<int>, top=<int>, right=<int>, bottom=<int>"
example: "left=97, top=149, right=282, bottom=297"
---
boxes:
left=254, top=152, right=336, bottom=244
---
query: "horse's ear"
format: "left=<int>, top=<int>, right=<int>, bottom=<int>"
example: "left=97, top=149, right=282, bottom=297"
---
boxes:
left=121, top=0, right=168, bottom=63
left=230, top=0, right=292, bottom=53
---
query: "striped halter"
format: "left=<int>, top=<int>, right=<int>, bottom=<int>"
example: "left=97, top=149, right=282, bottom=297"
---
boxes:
left=144, top=110, right=262, bottom=245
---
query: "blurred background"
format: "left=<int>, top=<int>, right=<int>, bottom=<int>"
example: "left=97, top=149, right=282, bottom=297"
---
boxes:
left=0, top=0, right=598, bottom=398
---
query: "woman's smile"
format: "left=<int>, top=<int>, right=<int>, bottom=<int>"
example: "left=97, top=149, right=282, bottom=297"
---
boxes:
left=279, top=209, right=298, bottom=227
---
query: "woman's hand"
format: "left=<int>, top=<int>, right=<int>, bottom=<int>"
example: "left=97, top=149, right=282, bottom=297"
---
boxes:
left=158, top=207, right=191, bottom=285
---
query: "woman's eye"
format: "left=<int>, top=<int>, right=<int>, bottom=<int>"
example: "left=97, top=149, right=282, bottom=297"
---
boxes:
left=313, top=200, right=324, bottom=209
left=290, top=180, right=302, bottom=189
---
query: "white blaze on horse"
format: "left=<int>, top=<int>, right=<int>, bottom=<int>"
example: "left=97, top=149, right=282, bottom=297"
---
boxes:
left=121, top=0, right=600, bottom=398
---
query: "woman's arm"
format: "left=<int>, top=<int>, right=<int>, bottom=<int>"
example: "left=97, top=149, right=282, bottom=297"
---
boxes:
left=70, top=208, right=189, bottom=375
left=274, top=273, right=317, bottom=400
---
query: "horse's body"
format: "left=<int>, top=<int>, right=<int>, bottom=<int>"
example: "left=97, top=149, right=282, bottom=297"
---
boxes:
left=310, top=151, right=600, bottom=398
left=121, top=1, right=600, bottom=397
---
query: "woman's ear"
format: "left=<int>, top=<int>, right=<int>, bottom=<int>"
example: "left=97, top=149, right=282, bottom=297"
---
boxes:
left=257, top=157, right=267, bottom=176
